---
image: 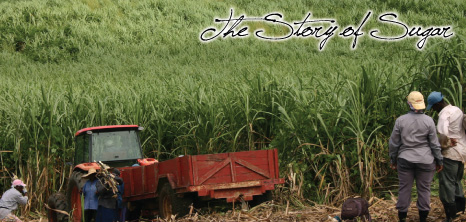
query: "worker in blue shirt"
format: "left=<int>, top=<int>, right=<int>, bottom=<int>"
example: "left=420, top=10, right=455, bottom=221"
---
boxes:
left=82, top=168, right=99, bottom=222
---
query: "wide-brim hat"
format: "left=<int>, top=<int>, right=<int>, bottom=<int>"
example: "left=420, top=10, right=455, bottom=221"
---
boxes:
left=82, top=168, right=97, bottom=178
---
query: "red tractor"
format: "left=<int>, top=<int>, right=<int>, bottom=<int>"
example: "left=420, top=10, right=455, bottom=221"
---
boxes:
left=48, top=125, right=284, bottom=221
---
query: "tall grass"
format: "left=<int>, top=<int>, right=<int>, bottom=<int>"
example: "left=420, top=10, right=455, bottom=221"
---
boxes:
left=0, top=0, right=464, bottom=214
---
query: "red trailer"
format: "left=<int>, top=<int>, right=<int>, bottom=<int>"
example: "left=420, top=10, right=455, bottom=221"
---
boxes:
left=47, top=125, right=284, bottom=221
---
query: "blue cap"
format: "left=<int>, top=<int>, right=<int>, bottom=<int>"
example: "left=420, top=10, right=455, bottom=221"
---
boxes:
left=426, top=91, right=443, bottom=110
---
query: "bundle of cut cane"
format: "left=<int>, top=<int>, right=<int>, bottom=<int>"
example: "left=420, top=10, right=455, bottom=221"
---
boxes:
left=96, top=161, right=118, bottom=196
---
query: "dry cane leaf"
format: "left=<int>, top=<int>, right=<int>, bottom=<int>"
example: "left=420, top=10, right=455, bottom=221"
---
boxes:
left=189, top=204, right=194, bottom=216
left=242, top=211, right=259, bottom=221
left=44, top=203, right=70, bottom=216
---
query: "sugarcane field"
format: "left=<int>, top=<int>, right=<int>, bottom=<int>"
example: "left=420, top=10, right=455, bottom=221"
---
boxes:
left=0, top=0, right=465, bottom=222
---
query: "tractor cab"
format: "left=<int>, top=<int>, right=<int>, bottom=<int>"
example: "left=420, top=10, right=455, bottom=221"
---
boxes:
left=74, top=125, right=144, bottom=167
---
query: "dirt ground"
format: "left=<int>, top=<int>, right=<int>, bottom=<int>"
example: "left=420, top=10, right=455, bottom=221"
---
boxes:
left=23, top=196, right=466, bottom=222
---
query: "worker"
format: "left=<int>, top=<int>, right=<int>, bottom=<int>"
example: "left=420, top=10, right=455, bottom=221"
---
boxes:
left=112, top=169, right=124, bottom=222
left=95, top=168, right=123, bottom=222
left=427, top=91, right=466, bottom=221
left=389, top=91, right=443, bottom=222
left=82, top=168, right=99, bottom=222
left=0, top=179, right=28, bottom=222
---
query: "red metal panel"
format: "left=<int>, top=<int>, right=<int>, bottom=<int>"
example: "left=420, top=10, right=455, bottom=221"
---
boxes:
left=131, top=166, right=144, bottom=196
left=177, top=158, right=182, bottom=186
left=119, top=164, right=160, bottom=201
left=191, top=150, right=277, bottom=186
left=274, top=149, right=279, bottom=178
left=158, top=158, right=181, bottom=189
left=153, top=164, right=159, bottom=194
left=229, top=155, right=236, bottom=183
left=144, top=164, right=157, bottom=193
left=185, top=149, right=284, bottom=202
left=193, top=153, right=229, bottom=161
left=192, top=153, right=230, bottom=184
left=158, top=158, right=179, bottom=175
left=201, top=166, right=233, bottom=184
left=196, top=158, right=231, bottom=185
left=157, top=156, right=190, bottom=188
left=267, top=149, right=275, bottom=179
left=210, top=187, right=262, bottom=202
left=186, top=180, right=261, bottom=192
left=188, top=156, right=194, bottom=185
left=204, top=165, right=269, bottom=184
left=185, top=179, right=284, bottom=193
left=232, top=150, right=271, bottom=180
left=235, top=158, right=270, bottom=179
left=233, top=156, right=269, bottom=164
left=234, top=174, right=267, bottom=182
left=178, top=157, right=191, bottom=187
left=235, top=163, right=269, bottom=173
left=142, top=166, right=146, bottom=194
left=120, top=168, right=132, bottom=198
left=230, top=149, right=268, bottom=158
left=192, top=156, right=198, bottom=185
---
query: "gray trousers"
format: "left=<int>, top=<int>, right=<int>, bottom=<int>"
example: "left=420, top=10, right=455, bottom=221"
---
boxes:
left=396, top=158, right=436, bottom=212
left=439, top=158, right=464, bottom=204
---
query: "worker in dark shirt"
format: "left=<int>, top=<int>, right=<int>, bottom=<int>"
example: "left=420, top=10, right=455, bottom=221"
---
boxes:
left=95, top=170, right=118, bottom=222
left=95, top=168, right=124, bottom=222
left=112, top=169, right=124, bottom=222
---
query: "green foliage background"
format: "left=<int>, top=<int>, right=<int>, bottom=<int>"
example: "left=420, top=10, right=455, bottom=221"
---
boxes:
left=0, top=0, right=465, bottom=212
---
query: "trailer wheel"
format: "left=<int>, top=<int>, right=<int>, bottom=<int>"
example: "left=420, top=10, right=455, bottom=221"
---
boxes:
left=250, top=191, right=273, bottom=207
left=66, top=171, right=88, bottom=222
left=48, top=192, right=69, bottom=222
left=158, top=183, right=192, bottom=220
left=126, top=201, right=141, bottom=221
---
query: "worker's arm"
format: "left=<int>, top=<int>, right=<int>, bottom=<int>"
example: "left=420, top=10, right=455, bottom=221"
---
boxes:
left=438, top=133, right=453, bottom=149
left=15, top=192, right=28, bottom=205
left=389, top=119, right=401, bottom=169
left=427, top=118, right=443, bottom=172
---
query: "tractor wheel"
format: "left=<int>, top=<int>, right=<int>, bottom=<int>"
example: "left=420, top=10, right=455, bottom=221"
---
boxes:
left=66, top=171, right=88, bottom=222
left=158, top=183, right=193, bottom=220
left=48, top=192, right=69, bottom=222
left=250, top=191, right=273, bottom=207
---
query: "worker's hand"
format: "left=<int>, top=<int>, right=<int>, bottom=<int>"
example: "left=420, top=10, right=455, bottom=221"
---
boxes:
left=436, top=165, right=443, bottom=173
left=390, top=163, right=397, bottom=170
left=450, top=138, right=458, bottom=147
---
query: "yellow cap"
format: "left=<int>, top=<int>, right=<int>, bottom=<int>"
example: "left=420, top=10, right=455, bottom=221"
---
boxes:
left=407, top=91, right=426, bottom=110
